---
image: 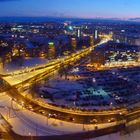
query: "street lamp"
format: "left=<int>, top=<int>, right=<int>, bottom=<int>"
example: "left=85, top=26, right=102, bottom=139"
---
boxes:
left=46, top=114, right=51, bottom=125
left=28, top=132, right=33, bottom=140
left=5, top=106, right=10, bottom=120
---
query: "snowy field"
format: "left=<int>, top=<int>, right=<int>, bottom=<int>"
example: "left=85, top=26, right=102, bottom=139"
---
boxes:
left=0, top=93, right=139, bottom=139
left=0, top=57, right=47, bottom=74
left=0, top=93, right=125, bottom=137
left=88, top=130, right=140, bottom=140
left=36, top=65, right=140, bottom=111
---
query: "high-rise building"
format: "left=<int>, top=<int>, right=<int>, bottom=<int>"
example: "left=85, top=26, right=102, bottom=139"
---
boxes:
left=71, top=38, right=77, bottom=51
left=95, top=30, right=98, bottom=40
left=89, top=35, right=94, bottom=46
left=76, top=28, right=81, bottom=38
left=48, top=42, right=56, bottom=59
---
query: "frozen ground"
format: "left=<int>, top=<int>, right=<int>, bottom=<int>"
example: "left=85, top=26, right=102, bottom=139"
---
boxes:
left=0, top=57, right=47, bottom=74
left=0, top=93, right=120, bottom=136
left=0, top=93, right=139, bottom=139
left=38, top=76, right=112, bottom=110
left=88, top=130, right=140, bottom=140
left=36, top=65, right=140, bottom=110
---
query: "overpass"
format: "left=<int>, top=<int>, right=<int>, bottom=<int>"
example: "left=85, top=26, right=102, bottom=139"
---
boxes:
left=0, top=36, right=131, bottom=125
left=0, top=35, right=140, bottom=139
left=2, top=37, right=110, bottom=88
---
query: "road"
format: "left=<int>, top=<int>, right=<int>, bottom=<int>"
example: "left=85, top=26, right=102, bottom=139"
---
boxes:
left=0, top=35, right=140, bottom=139
left=2, top=37, right=110, bottom=87
left=0, top=35, right=140, bottom=125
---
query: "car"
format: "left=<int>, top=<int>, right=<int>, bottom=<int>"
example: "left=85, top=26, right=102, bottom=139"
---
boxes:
left=39, top=110, right=46, bottom=114
left=26, top=105, right=34, bottom=111
left=48, top=113, right=57, bottom=118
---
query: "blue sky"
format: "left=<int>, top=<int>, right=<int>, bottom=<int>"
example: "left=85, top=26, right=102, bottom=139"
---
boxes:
left=0, top=0, right=140, bottom=18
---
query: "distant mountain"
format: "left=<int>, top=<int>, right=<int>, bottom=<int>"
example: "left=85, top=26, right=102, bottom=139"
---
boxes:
left=0, top=16, right=140, bottom=24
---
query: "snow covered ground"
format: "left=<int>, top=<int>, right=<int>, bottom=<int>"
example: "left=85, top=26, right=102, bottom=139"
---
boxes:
left=38, top=76, right=112, bottom=110
left=35, top=65, right=140, bottom=111
left=0, top=57, right=47, bottom=74
left=0, top=93, right=139, bottom=139
left=88, top=130, right=140, bottom=140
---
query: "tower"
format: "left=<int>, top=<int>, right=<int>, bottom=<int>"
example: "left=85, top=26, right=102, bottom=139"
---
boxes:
left=90, top=35, right=94, bottom=46
left=71, top=38, right=77, bottom=51
left=48, top=42, right=56, bottom=59
left=76, top=28, right=81, bottom=38
left=95, top=30, right=98, bottom=40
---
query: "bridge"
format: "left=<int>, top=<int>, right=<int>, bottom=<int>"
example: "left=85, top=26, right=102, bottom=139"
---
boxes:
left=2, top=35, right=139, bottom=126
left=2, top=37, right=109, bottom=88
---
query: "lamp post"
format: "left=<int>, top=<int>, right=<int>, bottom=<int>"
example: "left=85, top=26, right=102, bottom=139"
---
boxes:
left=82, top=119, right=86, bottom=131
left=21, top=66, right=24, bottom=91
left=28, top=132, right=33, bottom=140
left=46, top=114, right=50, bottom=125
left=5, top=107, right=10, bottom=120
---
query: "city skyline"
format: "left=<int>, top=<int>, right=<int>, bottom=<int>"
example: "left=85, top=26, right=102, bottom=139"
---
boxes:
left=0, top=0, right=140, bottom=19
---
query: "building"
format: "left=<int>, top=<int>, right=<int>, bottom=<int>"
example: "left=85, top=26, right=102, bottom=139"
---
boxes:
left=91, top=41, right=140, bottom=67
left=89, top=35, right=94, bottom=46
left=71, top=37, right=77, bottom=51
left=95, top=30, right=98, bottom=40
left=113, top=32, right=140, bottom=46
left=76, top=28, right=82, bottom=38
left=47, top=42, right=56, bottom=59
left=24, top=41, right=38, bottom=57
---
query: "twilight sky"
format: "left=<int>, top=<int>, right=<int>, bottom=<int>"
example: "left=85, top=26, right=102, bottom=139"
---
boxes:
left=0, top=0, right=140, bottom=19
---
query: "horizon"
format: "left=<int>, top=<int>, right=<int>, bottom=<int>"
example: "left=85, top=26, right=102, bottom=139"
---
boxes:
left=0, top=16, right=140, bottom=23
